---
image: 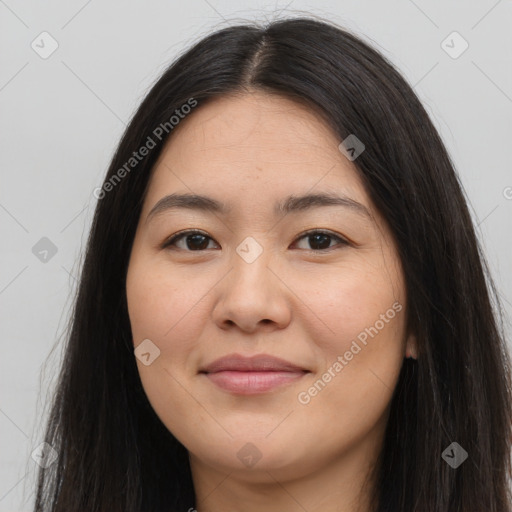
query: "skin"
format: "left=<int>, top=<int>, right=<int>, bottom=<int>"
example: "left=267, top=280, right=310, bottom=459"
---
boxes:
left=126, top=91, right=417, bottom=512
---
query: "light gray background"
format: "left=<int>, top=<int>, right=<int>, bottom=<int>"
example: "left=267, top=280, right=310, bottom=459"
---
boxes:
left=1, top=1, right=511, bottom=510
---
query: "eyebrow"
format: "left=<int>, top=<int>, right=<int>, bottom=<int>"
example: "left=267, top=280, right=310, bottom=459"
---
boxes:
left=145, top=192, right=372, bottom=224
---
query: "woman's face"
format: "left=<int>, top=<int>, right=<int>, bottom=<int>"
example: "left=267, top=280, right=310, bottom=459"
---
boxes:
left=126, top=91, right=415, bottom=487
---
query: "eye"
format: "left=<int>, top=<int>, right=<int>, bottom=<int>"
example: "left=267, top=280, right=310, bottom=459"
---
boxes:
left=162, top=230, right=219, bottom=251
left=292, top=229, right=349, bottom=251
left=161, top=229, right=350, bottom=252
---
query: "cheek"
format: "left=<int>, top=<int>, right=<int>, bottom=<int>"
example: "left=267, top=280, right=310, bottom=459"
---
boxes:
left=290, top=257, right=405, bottom=356
left=126, top=259, right=212, bottom=347
left=126, top=260, right=212, bottom=434
left=291, top=260, right=406, bottom=438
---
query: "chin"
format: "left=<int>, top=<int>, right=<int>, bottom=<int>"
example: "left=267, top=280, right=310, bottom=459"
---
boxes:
left=188, top=433, right=317, bottom=478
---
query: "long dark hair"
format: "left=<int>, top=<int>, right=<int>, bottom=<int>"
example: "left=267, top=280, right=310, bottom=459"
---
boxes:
left=34, top=16, right=512, bottom=512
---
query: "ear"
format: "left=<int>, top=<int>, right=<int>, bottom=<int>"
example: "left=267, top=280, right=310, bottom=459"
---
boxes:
left=405, top=333, right=418, bottom=360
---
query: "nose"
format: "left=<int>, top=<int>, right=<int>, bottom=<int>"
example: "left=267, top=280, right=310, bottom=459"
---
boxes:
left=211, top=241, right=292, bottom=333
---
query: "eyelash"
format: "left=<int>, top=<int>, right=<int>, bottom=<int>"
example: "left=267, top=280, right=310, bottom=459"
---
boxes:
left=161, top=229, right=350, bottom=252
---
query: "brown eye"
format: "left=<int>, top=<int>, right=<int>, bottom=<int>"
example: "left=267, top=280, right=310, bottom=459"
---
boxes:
left=162, top=231, right=218, bottom=251
left=292, top=230, right=349, bottom=251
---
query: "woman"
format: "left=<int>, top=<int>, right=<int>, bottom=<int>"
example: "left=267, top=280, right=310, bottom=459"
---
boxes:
left=34, top=16, right=512, bottom=512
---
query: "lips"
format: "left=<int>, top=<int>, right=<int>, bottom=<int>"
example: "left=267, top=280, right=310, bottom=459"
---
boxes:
left=200, top=353, right=307, bottom=373
left=200, top=353, right=309, bottom=394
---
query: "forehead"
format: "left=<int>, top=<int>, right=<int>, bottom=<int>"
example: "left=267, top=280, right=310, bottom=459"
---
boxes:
left=143, top=92, right=370, bottom=217
left=160, top=92, right=342, bottom=161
